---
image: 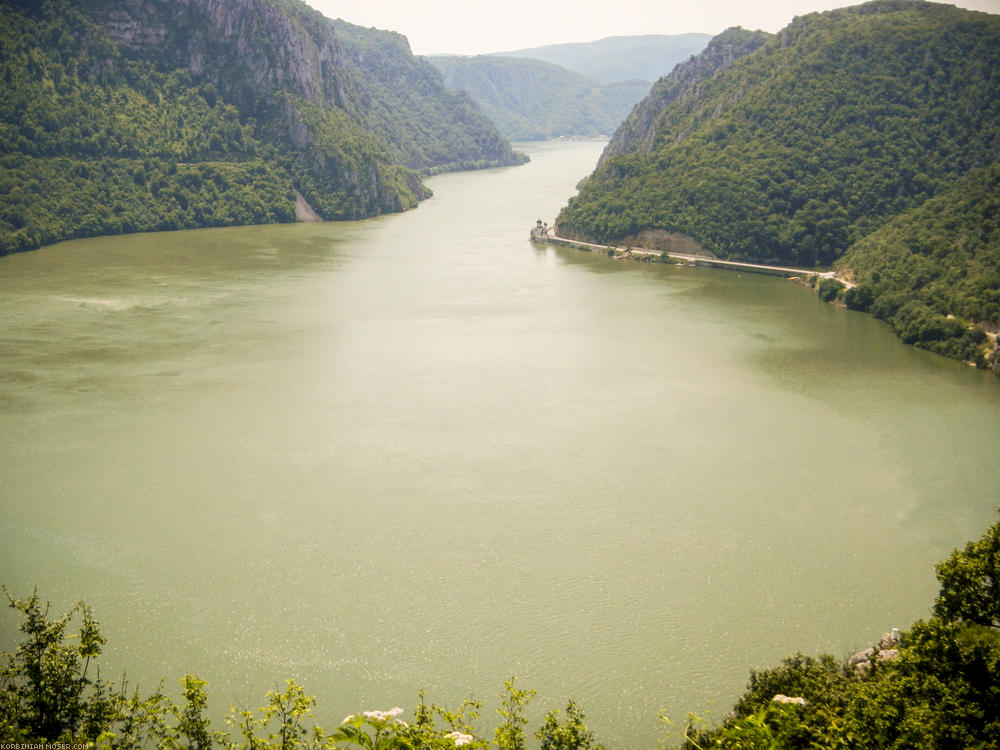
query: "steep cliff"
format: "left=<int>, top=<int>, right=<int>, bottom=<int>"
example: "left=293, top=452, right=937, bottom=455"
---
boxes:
left=0, top=0, right=522, bottom=254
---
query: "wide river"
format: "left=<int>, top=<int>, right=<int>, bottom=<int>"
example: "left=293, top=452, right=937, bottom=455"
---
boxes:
left=2, top=140, right=999, bottom=747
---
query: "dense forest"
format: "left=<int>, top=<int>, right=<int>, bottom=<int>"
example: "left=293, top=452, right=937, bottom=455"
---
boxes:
left=836, top=162, right=1000, bottom=369
left=556, top=0, right=1000, bottom=370
left=0, top=0, right=523, bottom=255
left=429, top=55, right=650, bottom=140
left=3, top=514, right=998, bottom=748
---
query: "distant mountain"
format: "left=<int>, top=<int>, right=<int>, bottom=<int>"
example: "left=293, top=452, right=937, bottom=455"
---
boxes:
left=493, top=34, right=712, bottom=84
left=0, top=0, right=524, bottom=255
left=556, top=0, right=1000, bottom=368
left=429, top=55, right=649, bottom=140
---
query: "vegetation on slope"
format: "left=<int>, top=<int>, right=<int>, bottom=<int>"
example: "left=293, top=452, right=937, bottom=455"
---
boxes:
left=4, top=513, right=1000, bottom=748
left=0, top=1, right=286, bottom=253
left=559, top=1, right=1000, bottom=266
left=556, top=0, right=1000, bottom=369
left=0, top=0, right=522, bottom=255
left=429, top=55, right=650, bottom=140
left=599, top=27, right=772, bottom=163
left=835, top=163, right=1000, bottom=372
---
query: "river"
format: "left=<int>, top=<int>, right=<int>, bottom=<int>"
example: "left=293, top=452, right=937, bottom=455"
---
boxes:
left=2, top=140, right=999, bottom=747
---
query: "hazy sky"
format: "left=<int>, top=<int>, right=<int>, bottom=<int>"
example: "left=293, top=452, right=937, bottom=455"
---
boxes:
left=305, top=0, right=1000, bottom=55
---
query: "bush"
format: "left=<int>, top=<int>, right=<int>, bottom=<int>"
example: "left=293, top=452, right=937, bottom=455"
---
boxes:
left=816, top=277, right=845, bottom=302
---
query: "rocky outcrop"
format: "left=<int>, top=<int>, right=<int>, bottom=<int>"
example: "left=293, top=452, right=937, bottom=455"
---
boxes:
left=772, top=694, right=808, bottom=706
left=848, top=628, right=902, bottom=675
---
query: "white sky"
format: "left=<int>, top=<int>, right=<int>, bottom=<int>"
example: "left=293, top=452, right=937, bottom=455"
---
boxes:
left=305, top=0, right=1000, bottom=55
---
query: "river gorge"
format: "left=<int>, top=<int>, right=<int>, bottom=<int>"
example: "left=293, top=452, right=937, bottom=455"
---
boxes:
left=2, top=140, right=999, bottom=747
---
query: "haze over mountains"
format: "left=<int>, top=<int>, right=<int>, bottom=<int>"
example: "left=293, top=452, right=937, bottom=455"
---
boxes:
left=429, top=34, right=711, bottom=140
left=493, top=33, right=713, bottom=84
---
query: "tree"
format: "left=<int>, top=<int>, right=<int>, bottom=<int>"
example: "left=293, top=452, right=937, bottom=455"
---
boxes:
left=0, top=586, right=109, bottom=741
left=933, top=515, right=1000, bottom=628
left=535, top=700, right=604, bottom=750
left=494, top=678, right=535, bottom=750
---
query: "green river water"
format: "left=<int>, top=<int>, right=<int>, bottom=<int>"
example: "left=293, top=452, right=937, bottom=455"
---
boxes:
left=2, top=140, right=999, bottom=747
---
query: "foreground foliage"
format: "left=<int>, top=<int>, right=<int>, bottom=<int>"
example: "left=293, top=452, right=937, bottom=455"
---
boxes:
left=0, top=591, right=597, bottom=749
left=4, top=516, right=999, bottom=748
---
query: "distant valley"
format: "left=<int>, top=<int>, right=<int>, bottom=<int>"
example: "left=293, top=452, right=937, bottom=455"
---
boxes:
left=429, top=34, right=711, bottom=140
left=492, top=33, right=713, bottom=84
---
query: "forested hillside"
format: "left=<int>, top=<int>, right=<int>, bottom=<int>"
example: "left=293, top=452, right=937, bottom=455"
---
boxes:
left=556, top=0, right=1000, bottom=369
left=837, top=162, right=1000, bottom=372
left=329, top=20, right=526, bottom=173
left=429, top=55, right=650, bottom=140
left=599, top=27, right=772, bottom=162
left=0, top=0, right=523, bottom=255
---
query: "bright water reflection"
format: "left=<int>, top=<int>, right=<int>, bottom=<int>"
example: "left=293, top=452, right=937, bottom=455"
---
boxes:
left=2, top=141, right=999, bottom=747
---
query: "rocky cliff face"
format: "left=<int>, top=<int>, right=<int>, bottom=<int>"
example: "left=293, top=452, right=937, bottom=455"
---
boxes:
left=600, top=27, right=771, bottom=163
left=76, top=0, right=521, bottom=218
left=87, top=0, right=355, bottom=115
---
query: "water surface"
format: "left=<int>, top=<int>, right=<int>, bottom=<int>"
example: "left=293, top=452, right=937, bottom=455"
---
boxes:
left=2, top=140, right=999, bottom=747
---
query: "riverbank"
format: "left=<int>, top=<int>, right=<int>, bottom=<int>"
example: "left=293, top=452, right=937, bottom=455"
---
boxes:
left=535, top=227, right=847, bottom=283
left=535, top=225, right=1000, bottom=375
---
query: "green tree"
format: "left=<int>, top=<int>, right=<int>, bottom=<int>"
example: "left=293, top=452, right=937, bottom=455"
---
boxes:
left=0, top=586, right=110, bottom=742
left=933, top=515, right=1000, bottom=628
left=535, top=700, right=604, bottom=750
left=175, top=675, right=216, bottom=750
left=494, top=678, right=535, bottom=750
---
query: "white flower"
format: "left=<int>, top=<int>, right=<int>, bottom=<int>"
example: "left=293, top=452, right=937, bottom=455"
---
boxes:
left=446, top=731, right=474, bottom=747
left=395, top=719, right=409, bottom=728
left=341, top=715, right=355, bottom=725
left=362, top=707, right=405, bottom=722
